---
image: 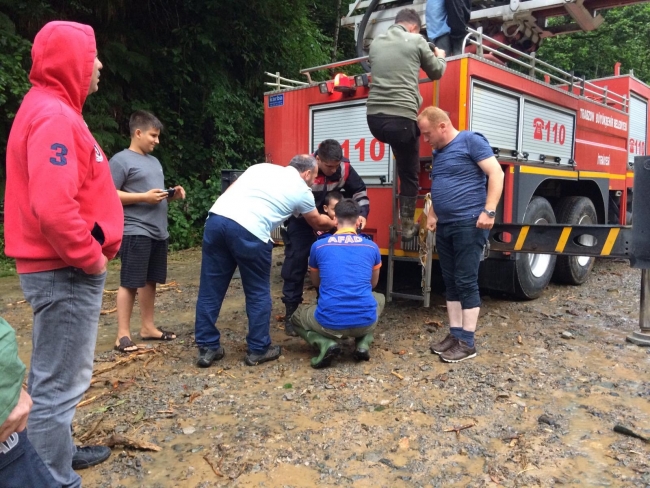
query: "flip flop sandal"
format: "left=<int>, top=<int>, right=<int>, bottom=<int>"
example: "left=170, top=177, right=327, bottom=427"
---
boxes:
left=140, top=328, right=176, bottom=341
left=114, top=336, right=139, bottom=353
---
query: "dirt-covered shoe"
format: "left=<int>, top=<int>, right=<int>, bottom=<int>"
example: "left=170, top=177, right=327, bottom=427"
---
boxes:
left=245, top=345, right=281, bottom=366
left=196, top=346, right=225, bottom=368
left=430, top=333, right=458, bottom=355
left=439, top=340, right=477, bottom=363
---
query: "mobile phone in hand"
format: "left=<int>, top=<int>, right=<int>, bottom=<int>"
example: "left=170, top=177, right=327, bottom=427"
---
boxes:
left=165, top=188, right=176, bottom=198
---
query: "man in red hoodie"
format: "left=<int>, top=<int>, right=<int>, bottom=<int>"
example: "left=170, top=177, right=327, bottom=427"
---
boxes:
left=4, top=21, right=124, bottom=487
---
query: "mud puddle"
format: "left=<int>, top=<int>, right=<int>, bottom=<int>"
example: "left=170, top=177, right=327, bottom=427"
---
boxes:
left=1, top=249, right=649, bottom=487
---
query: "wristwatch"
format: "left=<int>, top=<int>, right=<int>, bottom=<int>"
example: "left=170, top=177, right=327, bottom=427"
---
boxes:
left=482, top=208, right=496, bottom=218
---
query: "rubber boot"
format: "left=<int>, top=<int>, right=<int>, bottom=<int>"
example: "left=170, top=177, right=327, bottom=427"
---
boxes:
left=353, top=333, right=374, bottom=361
left=294, top=326, right=341, bottom=369
left=399, top=196, right=418, bottom=242
left=433, top=34, right=452, bottom=55
left=284, top=303, right=299, bottom=337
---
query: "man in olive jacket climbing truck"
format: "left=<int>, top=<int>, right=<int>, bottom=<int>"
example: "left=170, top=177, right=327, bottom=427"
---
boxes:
left=367, top=8, right=446, bottom=242
left=4, top=21, right=124, bottom=486
left=417, top=106, right=503, bottom=363
left=0, top=317, right=59, bottom=487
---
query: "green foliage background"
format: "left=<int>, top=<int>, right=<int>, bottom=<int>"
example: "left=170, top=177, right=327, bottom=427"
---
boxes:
left=1, top=1, right=650, bottom=269
left=0, top=0, right=353, bottom=267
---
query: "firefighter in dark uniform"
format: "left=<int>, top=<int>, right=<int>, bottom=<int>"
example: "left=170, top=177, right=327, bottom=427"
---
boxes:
left=281, top=139, right=370, bottom=336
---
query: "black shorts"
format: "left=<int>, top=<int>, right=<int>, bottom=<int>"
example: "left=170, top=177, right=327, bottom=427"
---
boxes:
left=119, top=235, right=168, bottom=289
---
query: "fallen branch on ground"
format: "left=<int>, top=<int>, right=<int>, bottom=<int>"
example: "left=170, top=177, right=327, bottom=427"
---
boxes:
left=100, top=307, right=117, bottom=315
left=78, top=415, right=105, bottom=442
left=391, top=370, right=404, bottom=380
left=77, top=391, right=111, bottom=408
left=103, top=434, right=161, bottom=452
left=93, top=349, right=156, bottom=376
left=203, top=455, right=224, bottom=477
left=443, top=423, right=475, bottom=439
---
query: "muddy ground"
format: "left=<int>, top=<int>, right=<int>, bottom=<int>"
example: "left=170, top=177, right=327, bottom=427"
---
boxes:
left=1, top=248, right=649, bottom=487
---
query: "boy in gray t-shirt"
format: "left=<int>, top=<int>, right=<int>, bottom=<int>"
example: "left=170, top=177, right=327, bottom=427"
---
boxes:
left=109, top=111, right=186, bottom=352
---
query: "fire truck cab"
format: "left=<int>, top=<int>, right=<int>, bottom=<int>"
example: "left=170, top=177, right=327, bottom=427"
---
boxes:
left=263, top=4, right=649, bottom=300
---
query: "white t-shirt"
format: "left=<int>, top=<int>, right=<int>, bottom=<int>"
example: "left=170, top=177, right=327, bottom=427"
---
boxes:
left=210, top=164, right=316, bottom=242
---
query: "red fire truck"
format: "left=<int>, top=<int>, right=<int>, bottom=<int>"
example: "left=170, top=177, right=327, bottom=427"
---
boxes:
left=263, top=1, right=650, bottom=301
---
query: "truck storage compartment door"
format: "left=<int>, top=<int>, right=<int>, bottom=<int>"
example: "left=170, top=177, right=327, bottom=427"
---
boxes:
left=629, top=95, right=647, bottom=163
left=522, top=100, right=575, bottom=165
left=311, top=101, right=392, bottom=185
left=470, top=83, right=519, bottom=152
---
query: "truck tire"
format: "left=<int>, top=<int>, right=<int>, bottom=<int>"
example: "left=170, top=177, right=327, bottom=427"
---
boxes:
left=552, top=196, right=597, bottom=285
left=514, top=197, right=557, bottom=299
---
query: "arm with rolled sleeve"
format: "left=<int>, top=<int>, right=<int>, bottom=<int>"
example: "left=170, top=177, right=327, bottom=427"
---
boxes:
left=26, top=115, right=105, bottom=274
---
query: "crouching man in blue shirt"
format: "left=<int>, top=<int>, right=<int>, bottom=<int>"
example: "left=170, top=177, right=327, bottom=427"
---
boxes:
left=290, top=199, right=385, bottom=368
left=417, top=106, right=504, bottom=363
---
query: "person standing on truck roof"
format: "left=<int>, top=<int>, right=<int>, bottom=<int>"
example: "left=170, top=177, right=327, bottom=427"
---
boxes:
left=4, top=21, right=123, bottom=485
left=426, top=0, right=471, bottom=56
left=417, top=106, right=504, bottom=363
left=194, top=155, right=334, bottom=368
left=366, top=8, right=446, bottom=242
left=281, top=139, right=370, bottom=337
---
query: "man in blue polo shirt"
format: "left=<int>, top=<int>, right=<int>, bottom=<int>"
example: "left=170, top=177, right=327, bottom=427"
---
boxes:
left=290, top=199, right=385, bottom=368
left=417, top=106, right=504, bottom=363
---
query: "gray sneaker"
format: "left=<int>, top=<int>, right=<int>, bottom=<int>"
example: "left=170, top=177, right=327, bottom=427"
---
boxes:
left=245, top=345, right=281, bottom=366
left=196, top=346, right=225, bottom=368
left=440, top=340, right=477, bottom=363
left=430, top=333, right=458, bottom=355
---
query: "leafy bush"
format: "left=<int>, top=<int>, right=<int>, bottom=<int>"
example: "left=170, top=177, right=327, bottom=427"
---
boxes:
left=0, top=224, right=16, bottom=277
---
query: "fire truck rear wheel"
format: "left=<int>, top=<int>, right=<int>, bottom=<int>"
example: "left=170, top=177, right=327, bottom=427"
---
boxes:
left=514, top=197, right=557, bottom=300
left=552, top=196, right=598, bottom=285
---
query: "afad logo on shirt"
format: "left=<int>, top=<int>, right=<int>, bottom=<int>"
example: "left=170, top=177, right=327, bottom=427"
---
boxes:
left=328, top=235, right=363, bottom=244
left=93, top=144, right=104, bottom=163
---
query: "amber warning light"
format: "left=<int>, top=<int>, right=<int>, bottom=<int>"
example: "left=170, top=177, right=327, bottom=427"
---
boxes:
left=333, top=73, right=356, bottom=94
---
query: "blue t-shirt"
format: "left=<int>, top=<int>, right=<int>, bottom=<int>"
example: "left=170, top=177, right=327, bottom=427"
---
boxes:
left=308, top=231, right=382, bottom=329
left=430, top=131, right=494, bottom=224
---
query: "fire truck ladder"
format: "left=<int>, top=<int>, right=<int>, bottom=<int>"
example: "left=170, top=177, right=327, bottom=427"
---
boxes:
left=386, top=158, right=435, bottom=308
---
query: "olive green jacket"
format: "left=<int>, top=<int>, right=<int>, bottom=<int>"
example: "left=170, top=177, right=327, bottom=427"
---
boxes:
left=0, top=317, right=26, bottom=427
left=367, top=24, right=447, bottom=121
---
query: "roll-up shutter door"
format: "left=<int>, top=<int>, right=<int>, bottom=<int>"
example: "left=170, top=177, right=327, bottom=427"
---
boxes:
left=629, top=95, right=647, bottom=163
left=312, top=102, right=392, bottom=185
left=522, top=100, right=575, bottom=165
left=470, top=84, right=519, bottom=151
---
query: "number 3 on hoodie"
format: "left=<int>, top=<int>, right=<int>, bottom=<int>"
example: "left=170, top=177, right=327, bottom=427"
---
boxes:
left=49, top=143, right=68, bottom=166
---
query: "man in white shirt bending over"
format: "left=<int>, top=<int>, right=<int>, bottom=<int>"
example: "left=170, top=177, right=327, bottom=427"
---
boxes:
left=194, top=155, right=334, bottom=367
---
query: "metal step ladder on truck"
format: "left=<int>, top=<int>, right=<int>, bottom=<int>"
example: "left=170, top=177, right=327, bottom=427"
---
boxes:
left=263, top=0, right=650, bottom=303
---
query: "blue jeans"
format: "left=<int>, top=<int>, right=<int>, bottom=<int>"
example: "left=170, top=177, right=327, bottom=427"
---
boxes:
left=20, top=267, right=106, bottom=488
left=436, top=218, right=488, bottom=309
left=195, top=214, right=274, bottom=354
left=0, top=431, right=59, bottom=488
